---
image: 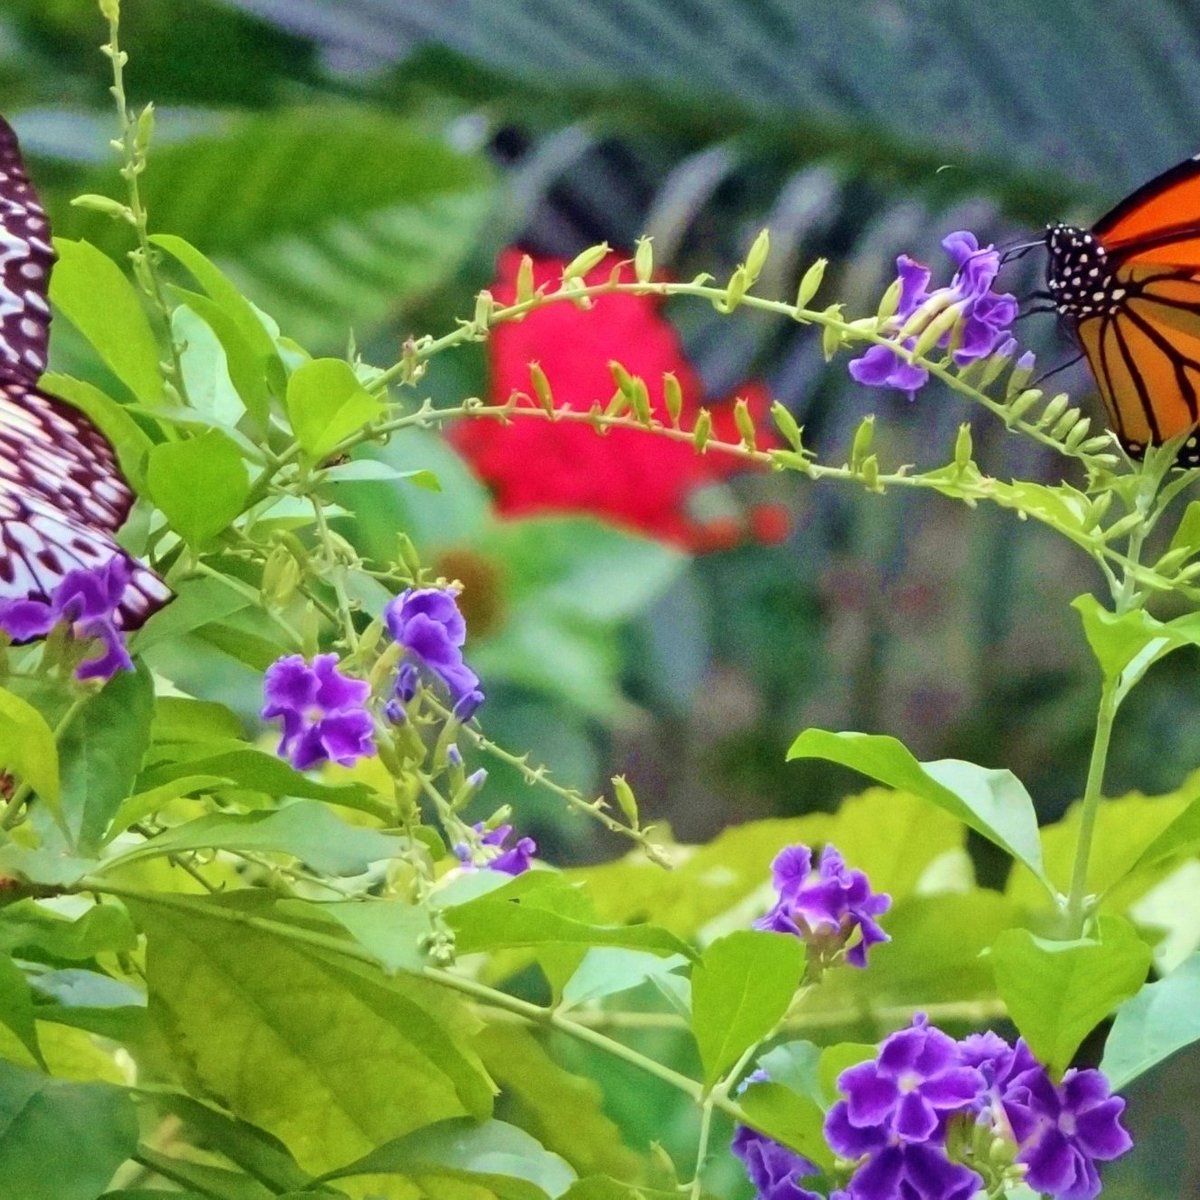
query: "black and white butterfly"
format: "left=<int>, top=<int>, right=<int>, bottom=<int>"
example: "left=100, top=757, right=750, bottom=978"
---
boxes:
left=0, top=116, right=169, bottom=628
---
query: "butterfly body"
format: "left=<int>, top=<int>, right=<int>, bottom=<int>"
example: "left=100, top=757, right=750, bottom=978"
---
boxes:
left=0, top=117, right=169, bottom=627
left=1045, top=155, right=1200, bottom=465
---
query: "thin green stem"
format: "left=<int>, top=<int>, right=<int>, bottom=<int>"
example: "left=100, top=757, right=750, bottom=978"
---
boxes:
left=102, top=9, right=188, bottom=404
left=309, top=492, right=359, bottom=652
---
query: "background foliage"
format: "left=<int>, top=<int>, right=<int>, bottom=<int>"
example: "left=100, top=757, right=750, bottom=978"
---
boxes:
left=3, top=2, right=1200, bottom=1195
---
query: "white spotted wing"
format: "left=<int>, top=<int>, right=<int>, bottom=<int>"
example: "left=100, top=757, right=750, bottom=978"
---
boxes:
left=0, top=116, right=169, bottom=628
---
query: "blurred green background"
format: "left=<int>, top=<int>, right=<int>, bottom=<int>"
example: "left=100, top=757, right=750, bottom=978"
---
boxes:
left=5, top=4, right=1200, bottom=1192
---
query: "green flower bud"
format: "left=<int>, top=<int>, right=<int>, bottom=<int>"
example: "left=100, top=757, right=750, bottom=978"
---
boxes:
left=795, top=258, right=827, bottom=310
left=69, top=193, right=134, bottom=222
left=733, top=397, right=758, bottom=449
left=563, top=242, right=611, bottom=280
left=771, top=400, right=803, bottom=451
left=744, top=228, right=770, bottom=284
left=634, top=236, right=654, bottom=283
left=663, top=372, right=683, bottom=426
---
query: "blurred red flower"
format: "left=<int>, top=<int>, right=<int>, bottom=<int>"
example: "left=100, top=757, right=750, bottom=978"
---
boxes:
left=448, top=248, right=787, bottom=551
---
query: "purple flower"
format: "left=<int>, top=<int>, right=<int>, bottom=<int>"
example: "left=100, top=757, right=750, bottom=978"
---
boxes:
left=385, top=587, right=484, bottom=719
left=849, top=230, right=1019, bottom=397
left=755, top=844, right=891, bottom=969
left=0, top=556, right=134, bottom=682
left=731, top=1128, right=822, bottom=1200
left=731, top=1070, right=822, bottom=1200
left=826, top=1016, right=984, bottom=1155
left=261, top=653, right=375, bottom=771
left=838, top=1143, right=981, bottom=1200
left=455, top=822, right=537, bottom=875
left=1004, top=1067, right=1132, bottom=1200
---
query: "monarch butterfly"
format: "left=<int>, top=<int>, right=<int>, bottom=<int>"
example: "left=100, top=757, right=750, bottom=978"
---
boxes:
left=0, top=116, right=169, bottom=624
left=1046, top=152, right=1200, bottom=465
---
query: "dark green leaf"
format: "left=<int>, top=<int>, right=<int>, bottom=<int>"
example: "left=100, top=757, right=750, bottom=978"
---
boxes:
left=133, top=576, right=255, bottom=654
left=49, top=238, right=164, bottom=407
left=146, top=428, right=250, bottom=547
left=0, top=900, right=136, bottom=960
left=991, top=915, right=1151, bottom=1075
left=60, top=661, right=154, bottom=853
left=690, top=931, right=804, bottom=1085
left=787, top=730, right=1047, bottom=885
left=0, top=1059, right=137, bottom=1200
left=0, top=955, right=41, bottom=1066
left=131, top=1147, right=276, bottom=1200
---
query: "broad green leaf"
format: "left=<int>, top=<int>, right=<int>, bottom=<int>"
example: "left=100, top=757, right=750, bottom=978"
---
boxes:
left=1129, top=792, right=1200, bottom=872
left=285, top=358, right=384, bottom=460
left=787, top=730, right=1047, bottom=886
left=737, top=1079, right=831, bottom=1170
left=133, top=576, right=254, bottom=653
left=322, top=900, right=434, bottom=973
left=561, top=1180, right=679, bottom=1200
left=105, top=775, right=234, bottom=842
left=0, top=688, right=59, bottom=812
left=130, top=894, right=494, bottom=1173
left=138, top=747, right=377, bottom=809
left=322, top=458, right=439, bottom=487
left=152, top=696, right=243, bottom=743
left=561, top=947, right=688, bottom=1008
left=690, top=930, right=804, bottom=1085
left=991, top=915, right=1151, bottom=1075
left=146, top=428, right=250, bottom=547
left=49, top=238, right=164, bottom=407
left=1102, top=953, right=1200, bottom=1088
left=172, top=303, right=247, bottom=426
left=0, top=846, right=96, bottom=887
left=41, top=373, right=153, bottom=489
left=473, top=1025, right=641, bottom=1182
left=0, top=1059, right=137, bottom=1200
left=60, top=661, right=154, bottom=853
left=315, top=1117, right=574, bottom=1198
left=445, top=893, right=693, bottom=960
left=0, top=900, right=136, bottom=960
left=1168, top=500, right=1200, bottom=558
left=0, top=955, right=41, bottom=1066
left=109, top=802, right=401, bottom=876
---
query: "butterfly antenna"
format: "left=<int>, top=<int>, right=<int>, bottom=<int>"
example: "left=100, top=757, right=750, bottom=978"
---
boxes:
left=1030, top=352, right=1084, bottom=387
left=999, top=240, right=1046, bottom=266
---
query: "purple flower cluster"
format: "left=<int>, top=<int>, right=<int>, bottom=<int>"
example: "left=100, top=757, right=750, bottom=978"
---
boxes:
left=755, top=844, right=891, bottom=971
left=455, top=821, right=537, bottom=875
left=849, top=230, right=1023, bottom=400
left=385, top=587, right=484, bottom=720
left=0, top=556, right=133, bottom=682
left=823, top=1016, right=1131, bottom=1200
left=261, top=653, right=375, bottom=771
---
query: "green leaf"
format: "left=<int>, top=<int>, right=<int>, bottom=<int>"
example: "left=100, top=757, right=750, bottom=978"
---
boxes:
left=0, top=689, right=59, bottom=812
left=561, top=947, right=688, bottom=1008
left=0, top=1059, right=137, bottom=1200
left=1167, top=500, right=1200, bottom=558
left=561, top=1181, right=678, bottom=1200
left=146, top=428, right=250, bottom=547
left=0, top=900, right=136, bottom=960
left=315, top=1117, right=574, bottom=1198
left=690, top=931, right=804, bottom=1085
left=321, top=900, right=434, bottom=973
left=0, top=955, right=41, bottom=1066
left=152, top=1092, right=313, bottom=1194
left=133, top=576, right=254, bottom=654
left=1072, top=594, right=1200, bottom=698
left=787, top=729, right=1047, bottom=886
left=445, top=892, right=694, bottom=960
left=1131, top=792, right=1200, bottom=873
left=285, top=358, right=384, bottom=461
left=60, top=661, right=154, bottom=853
left=129, top=894, right=494, bottom=1173
left=126, top=1148, right=276, bottom=1200
left=109, top=802, right=401, bottom=876
left=737, top=1079, right=831, bottom=1171
left=473, top=1025, right=641, bottom=1182
left=1102, top=953, right=1200, bottom=1088
left=152, top=696, right=244, bottom=744
left=41, top=373, right=153, bottom=490
left=138, top=747, right=376, bottom=809
left=49, top=238, right=164, bottom=407
left=991, top=915, right=1151, bottom=1075
left=172, top=302, right=248, bottom=426
left=105, top=775, right=234, bottom=842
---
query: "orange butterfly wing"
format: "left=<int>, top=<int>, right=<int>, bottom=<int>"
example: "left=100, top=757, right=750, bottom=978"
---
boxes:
left=1094, top=154, right=1200, bottom=268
